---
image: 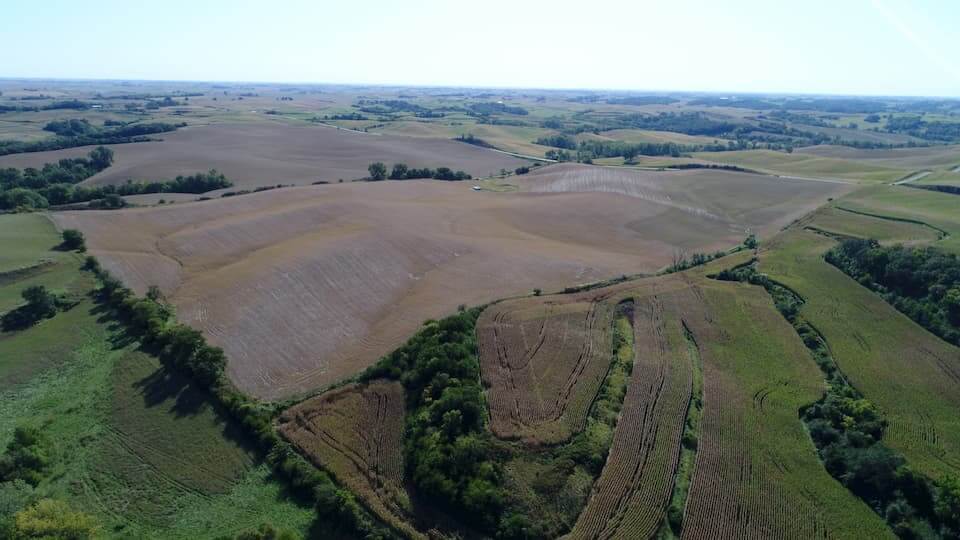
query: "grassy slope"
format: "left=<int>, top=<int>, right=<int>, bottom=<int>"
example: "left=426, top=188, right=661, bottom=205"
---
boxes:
left=0, top=213, right=313, bottom=539
left=916, top=169, right=960, bottom=187
left=761, top=229, right=960, bottom=481
left=692, top=149, right=907, bottom=183
left=835, top=185, right=960, bottom=253
left=800, top=206, right=941, bottom=246
left=680, top=278, right=891, bottom=538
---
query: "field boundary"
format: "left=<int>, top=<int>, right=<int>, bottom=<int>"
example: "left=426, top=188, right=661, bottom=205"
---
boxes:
left=833, top=205, right=949, bottom=239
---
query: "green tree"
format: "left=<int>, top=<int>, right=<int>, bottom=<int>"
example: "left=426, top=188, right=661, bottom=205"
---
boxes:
left=389, top=163, right=408, bottom=180
left=0, top=426, right=52, bottom=486
left=13, top=499, right=98, bottom=539
left=88, top=145, right=114, bottom=170
left=368, top=162, right=387, bottom=181
left=22, top=286, right=57, bottom=319
left=61, top=229, right=86, bottom=252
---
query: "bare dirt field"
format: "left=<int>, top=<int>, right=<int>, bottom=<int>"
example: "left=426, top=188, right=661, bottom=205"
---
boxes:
left=0, top=120, right=529, bottom=189
left=52, top=165, right=850, bottom=399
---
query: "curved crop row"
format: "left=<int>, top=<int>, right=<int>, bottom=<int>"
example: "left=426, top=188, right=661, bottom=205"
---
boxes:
left=478, top=298, right=614, bottom=444
left=278, top=380, right=417, bottom=538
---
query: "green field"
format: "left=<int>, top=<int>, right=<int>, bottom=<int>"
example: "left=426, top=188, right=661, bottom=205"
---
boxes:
left=693, top=149, right=908, bottom=183
left=800, top=206, right=942, bottom=246
left=916, top=169, right=960, bottom=187
left=760, top=230, right=960, bottom=481
left=834, top=185, right=960, bottom=253
left=0, top=214, right=314, bottom=539
left=680, top=279, right=892, bottom=538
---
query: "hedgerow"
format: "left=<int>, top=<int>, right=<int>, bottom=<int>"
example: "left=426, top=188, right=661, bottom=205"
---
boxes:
left=85, top=259, right=395, bottom=539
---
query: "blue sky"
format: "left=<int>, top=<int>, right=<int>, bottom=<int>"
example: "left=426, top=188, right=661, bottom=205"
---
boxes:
left=3, top=0, right=959, bottom=97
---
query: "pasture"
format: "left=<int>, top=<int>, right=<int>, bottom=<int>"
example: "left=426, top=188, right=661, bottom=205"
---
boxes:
left=52, top=165, right=847, bottom=399
left=0, top=213, right=313, bottom=538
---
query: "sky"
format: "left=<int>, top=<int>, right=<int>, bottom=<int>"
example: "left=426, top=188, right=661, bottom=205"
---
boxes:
left=3, top=0, right=960, bottom=97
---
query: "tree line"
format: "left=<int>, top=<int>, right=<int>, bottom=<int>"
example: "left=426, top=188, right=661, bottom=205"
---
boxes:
left=82, top=258, right=395, bottom=539
left=367, top=162, right=472, bottom=181
left=825, top=239, right=960, bottom=346
left=0, top=146, right=232, bottom=211
left=0, top=121, right=183, bottom=157
left=361, top=308, right=517, bottom=536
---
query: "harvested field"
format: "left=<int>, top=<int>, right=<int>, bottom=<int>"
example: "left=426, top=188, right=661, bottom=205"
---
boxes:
left=0, top=121, right=528, bottom=190
left=277, top=380, right=415, bottom=537
left=512, top=164, right=854, bottom=242
left=53, top=166, right=849, bottom=399
left=477, top=298, right=614, bottom=444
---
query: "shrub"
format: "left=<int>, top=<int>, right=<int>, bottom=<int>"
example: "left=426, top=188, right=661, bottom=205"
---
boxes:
left=13, top=499, right=98, bottom=539
left=0, top=426, right=52, bottom=486
left=61, top=229, right=86, bottom=252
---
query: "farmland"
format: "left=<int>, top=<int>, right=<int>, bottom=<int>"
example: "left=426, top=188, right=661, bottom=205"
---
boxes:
left=0, top=214, right=313, bottom=539
left=477, top=297, right=615, bottom=444
left=0, top=121, right=529, bottom=191
left=477, top=263, right=891, bottom=538
left=278, top=380, right=414, bottom=538
left=2, top=80, right=960, bottom=539
left=760, top=229, right=960, bottom=481
left=50, top=164, right=846, bottom=399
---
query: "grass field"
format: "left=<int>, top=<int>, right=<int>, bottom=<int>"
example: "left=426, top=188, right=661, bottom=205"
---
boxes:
left=693, top=149, right=908, bottom=183
left=798, top=206, right=942, bottom=246
left=0, top=214, right=314, bottom=539
left=916, top=169, right=960, bottom=187
left=796, top=144, right=960, bottom=170
left=370, top=120, right=556, bottom=157
left=577, top=128, right=731, bottom=146
left=761, top=229, right=960, bottom=481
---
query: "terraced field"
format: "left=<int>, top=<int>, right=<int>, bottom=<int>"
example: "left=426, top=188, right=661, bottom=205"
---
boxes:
left=278, top=380, right=415, bottom=538
left=477, top=263, right=889, bottom=539
left=761, top=229, right=960, bottom=480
